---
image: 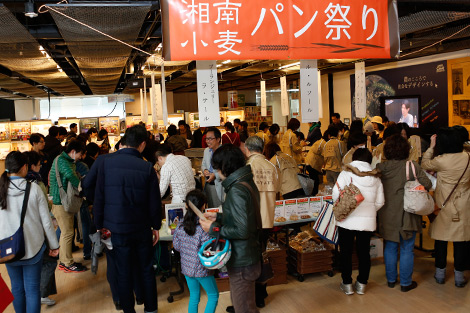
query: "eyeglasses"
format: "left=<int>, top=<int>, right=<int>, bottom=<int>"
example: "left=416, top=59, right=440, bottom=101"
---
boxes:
left=205, top=137, right=216, bottom=141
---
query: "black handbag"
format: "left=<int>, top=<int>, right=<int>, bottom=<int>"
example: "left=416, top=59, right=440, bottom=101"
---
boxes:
left=239, top=181, right=274, bottom=284
left=0, top=182, right=31, bottom=264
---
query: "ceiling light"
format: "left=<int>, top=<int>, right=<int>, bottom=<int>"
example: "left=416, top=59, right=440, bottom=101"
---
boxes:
left=217, top=64, right=222, bottom=68
left=278, top=62, right=300, bottom=70
left=25, top=1, right=38, bottom=18
left=222, top=60, right=231, bottom=64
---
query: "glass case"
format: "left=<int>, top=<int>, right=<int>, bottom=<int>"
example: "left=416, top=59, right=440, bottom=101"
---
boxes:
left=31, top=120, right=52, bottom=136
left=10, top=121, right=31, bottom=141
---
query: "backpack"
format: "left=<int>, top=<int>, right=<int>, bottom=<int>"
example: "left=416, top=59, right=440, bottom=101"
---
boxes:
left=54, top=156, right=83, bottom=214
left=403, top=161, right=434, bottom=216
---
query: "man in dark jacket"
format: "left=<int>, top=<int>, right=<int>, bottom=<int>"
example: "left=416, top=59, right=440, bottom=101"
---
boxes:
left=42, top=126, right=63, bottom=185
left=92, top=125, right=161, bottom=313
left=200, top=144, right=261, bottom=313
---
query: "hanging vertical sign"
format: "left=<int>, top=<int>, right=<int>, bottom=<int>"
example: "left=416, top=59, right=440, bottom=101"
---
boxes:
left=140, top=89, right=144, bottom=122
left=143, top=77, right=148, bottom=124
left=161, top=63, right=168, bottom=126
left=150, top=72, right=157, bottom=124
left=197, top=60, right=220, bottom=127
left=300, top=60, right=321, bottom=123
left=280, top=76, right=289, bottom=116
left=260, top=80, right=267, bottom=117
left=155, top=84, right=163, bottom=122
left=355, top=62, right=367, bottom=118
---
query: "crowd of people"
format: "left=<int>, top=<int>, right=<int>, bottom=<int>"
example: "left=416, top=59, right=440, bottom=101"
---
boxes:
left=1, top=113, right=469, bottom=313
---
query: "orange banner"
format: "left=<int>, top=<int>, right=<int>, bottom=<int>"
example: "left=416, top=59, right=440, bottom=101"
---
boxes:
left=162, top=0, right=399, bottom=61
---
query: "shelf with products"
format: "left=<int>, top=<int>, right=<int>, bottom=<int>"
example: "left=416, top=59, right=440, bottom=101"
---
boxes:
left=10, top=121, right=32, bottom=141
left=0, top=142, right=11, bottom=159
left=244, top=106, right=273, bottom=132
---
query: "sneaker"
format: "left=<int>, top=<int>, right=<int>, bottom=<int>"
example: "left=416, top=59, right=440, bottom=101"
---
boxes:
left=340, top=282, right=354, bottom=295
left=401, top=281, right=418, bottom=292
left=41, top=297, right=56, bottom=306
left=61, top=262, right=87, bottom=273
left=355, top=281, right=366, bottom=295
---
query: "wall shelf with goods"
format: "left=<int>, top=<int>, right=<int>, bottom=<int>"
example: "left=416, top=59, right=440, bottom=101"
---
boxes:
left=0, top=120, right=53, bottom=159
left=244, top=106, right=273, bottom=132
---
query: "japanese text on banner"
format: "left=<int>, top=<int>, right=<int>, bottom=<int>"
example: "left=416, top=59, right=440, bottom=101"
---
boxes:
left=300, top=60, right=321, bottom=123
left=162, top=0, right=398, bottom=60
left=196, top=60, right=220, bottom=127
left=355, top=62, right=366, bottom=118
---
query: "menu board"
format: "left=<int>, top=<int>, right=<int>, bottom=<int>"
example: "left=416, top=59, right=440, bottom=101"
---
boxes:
left=0, top=123, right=10, bottom=142
left=99, top=117, right=120, bottom=135
left=10, top=122, right=31, bottom=141
left=31, top=121, right=52, bottom=136
left=79, top=118, right=98, bottom=134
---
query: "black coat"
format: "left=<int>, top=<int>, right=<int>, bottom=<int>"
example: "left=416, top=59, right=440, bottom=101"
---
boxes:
left=91, top=148, right=162, bottom=234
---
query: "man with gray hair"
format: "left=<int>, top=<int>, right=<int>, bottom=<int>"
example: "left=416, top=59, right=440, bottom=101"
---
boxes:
left=244, top=135, right=280, bottom=308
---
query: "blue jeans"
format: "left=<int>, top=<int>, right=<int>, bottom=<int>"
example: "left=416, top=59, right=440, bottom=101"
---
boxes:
left=6, top=254, right=44, bottom=313
left=185, top=275, right=219, bottom=313
left=384, top=232, right=416, bottom=286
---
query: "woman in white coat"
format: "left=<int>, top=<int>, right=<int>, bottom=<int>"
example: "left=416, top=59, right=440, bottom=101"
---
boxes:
left=332, top=148, right=384, bottom=296
left=0, top=151, right=59, bottom=313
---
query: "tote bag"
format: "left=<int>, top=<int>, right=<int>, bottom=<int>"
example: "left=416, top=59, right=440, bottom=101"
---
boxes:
left=403, top=161, right=434, bottom=216
left=313, top=199, right=338, bottom=244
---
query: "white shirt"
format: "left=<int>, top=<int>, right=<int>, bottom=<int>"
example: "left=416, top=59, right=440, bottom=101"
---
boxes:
left=159, top=154, right=196, bottom=203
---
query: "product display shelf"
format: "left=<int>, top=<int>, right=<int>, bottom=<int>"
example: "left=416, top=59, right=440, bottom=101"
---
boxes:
left=58, top=118, right=80, bottom=134
left=244, top=106, right=273, bottom=132
left=266, top=246, right=288, bottom=286
left=281, top=236, right=334, bottom=282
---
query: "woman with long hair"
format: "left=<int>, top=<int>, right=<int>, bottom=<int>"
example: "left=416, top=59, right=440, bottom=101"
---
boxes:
left=421, top=127, right=470, bottom=287
left=0, top=151, right=59, bottom=313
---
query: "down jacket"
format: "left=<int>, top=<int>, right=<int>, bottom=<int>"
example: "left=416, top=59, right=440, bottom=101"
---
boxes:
left=49, top=151, right=81, bottom=205
left=332, top=161, right=385, bottom=232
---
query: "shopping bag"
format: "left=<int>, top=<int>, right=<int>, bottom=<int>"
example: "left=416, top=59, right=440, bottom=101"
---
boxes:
left=0, top=273, right=14, bottom=312
left=404, top=161, right=434, bottom=216
left=313, top=199, right=338, bottom=245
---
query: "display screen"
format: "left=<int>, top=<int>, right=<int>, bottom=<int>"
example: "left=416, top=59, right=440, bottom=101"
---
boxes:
left=381, top=96, right=420, bottom=128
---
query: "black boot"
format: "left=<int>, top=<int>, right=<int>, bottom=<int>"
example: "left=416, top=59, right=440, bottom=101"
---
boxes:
left=255, top=283, right=266, bottom=308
